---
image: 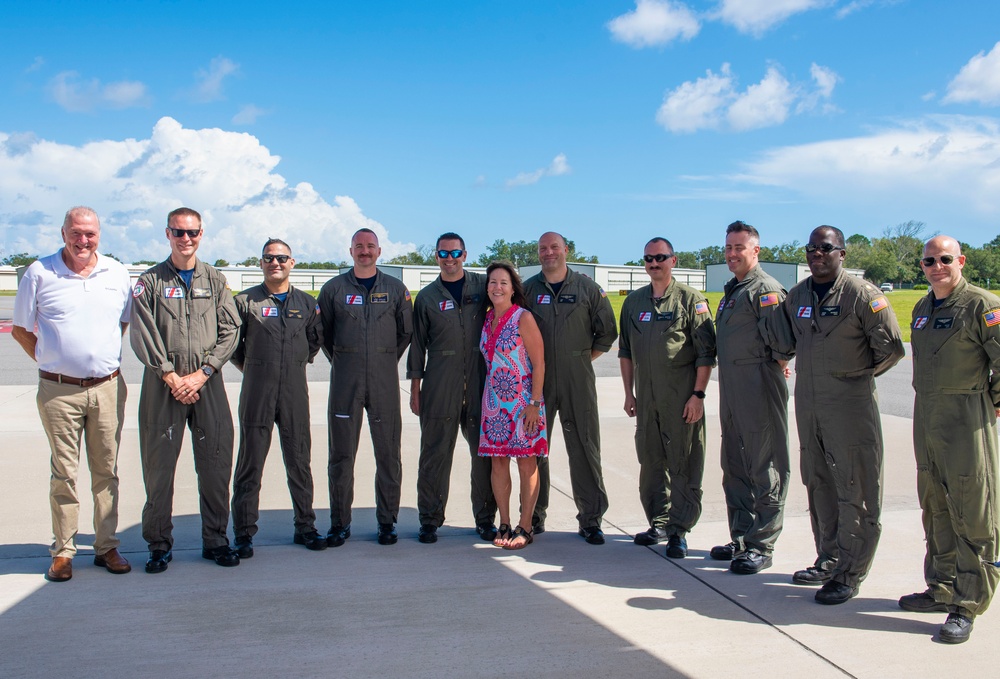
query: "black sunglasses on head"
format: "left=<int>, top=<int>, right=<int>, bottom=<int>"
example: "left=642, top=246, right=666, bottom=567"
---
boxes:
left=921, top=255, right=955, bottom=266
left=168, top=228, right=202, bottom=239
left=643, top=253, right=674, bottom=263
left=262, top=254, right=290, bottom=264
left=437, top=249, right=464, bottom=259
left=804, top=243, right=843, bottom=254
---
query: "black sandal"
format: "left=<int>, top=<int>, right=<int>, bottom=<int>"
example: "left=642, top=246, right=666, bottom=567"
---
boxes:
left=493, top=524, right=513, bottom=547
left=504, top=526, right=534, bottom=550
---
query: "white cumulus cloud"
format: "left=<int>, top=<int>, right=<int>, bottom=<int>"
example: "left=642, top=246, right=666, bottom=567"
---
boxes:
left=505, top=154, right=572, bottom=188
left=193, top=56, right=240, bottom=102
left=943, top=41, right=1000, bottom=106
left=48, top=71, right=149, bottom=112
left=714, top=0, right=832, bottom=36
left=0, top=117, right=412, bottom=264
left=607, top=0, right=700, bottom=48
left=232, top=104, right=267, bottom=125
left=657, top=62, right=838, bottom=133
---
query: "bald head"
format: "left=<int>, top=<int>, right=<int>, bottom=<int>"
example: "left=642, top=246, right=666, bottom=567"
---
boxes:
left=923, top=235, right=961, bottom=258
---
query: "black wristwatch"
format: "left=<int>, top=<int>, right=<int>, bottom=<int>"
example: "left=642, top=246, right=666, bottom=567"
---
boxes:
left=201, top=365, right=215, bottom=378
left=692, top=390, right=705, bottom=399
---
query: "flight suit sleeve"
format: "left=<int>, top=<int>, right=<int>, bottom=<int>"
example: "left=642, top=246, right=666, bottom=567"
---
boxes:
left=861, top=292, right=905, bottom=377
left=406, top=295, right=428, bottom=379
left=130, top=273, right=175, bottom=377
left=758, top=289, right=793, bottom=361
left=396, top=288, right=414, bottom=361
left=690, top=294, right=717, bottom=368
left=229, top=293, right=250, bottom=370
left=617, top=297, right=633, bottom=360
left=318, top=286, right=336, bottom=361
left=973, top=296, right=1000, bottom=406
left=306, top=297, right=324, bottom=363
left=591, top=286, right=618, bottom=353
left=204, top=280, right=241, bottom=371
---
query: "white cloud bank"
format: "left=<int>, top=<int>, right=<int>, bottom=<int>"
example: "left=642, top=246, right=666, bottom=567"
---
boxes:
left=943, top=41, right=1000, bottom=106
left=657, top=62, right=837, bottom=132
left=733, top=115, right=1000, bottom=215
left=0, top=117, right=412, bottom=263
left=713, top=0, right=833, bottom=36
left=48, top=71, right=149, bottom=112
left=607, top=0, right=700, bottom=48
left=505, top=153, right=571, bottom=188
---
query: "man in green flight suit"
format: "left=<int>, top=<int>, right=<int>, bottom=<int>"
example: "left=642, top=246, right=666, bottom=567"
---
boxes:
left=524, top=231, right=618, bottom=544
left=712, top=220, right=792, bottom=575
left=898, top=235, right=1000, bottom=644
left=619, top=237, right=716, bottom=558
left=771, top=225, right=904, bottom=604
left=318, top=228, right=413, bottom=547
left=407, top=232, right=497, bottom=544
left=230, top=239, right=327, bottom=557
left=130, top=207, right=242, bottom=572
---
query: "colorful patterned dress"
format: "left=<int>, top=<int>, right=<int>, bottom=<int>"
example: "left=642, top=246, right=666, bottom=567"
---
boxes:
left=478, top=305, right=548, bottom=458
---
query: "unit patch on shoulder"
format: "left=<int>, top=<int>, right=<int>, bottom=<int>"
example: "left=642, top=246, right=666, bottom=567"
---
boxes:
left=759, top=293, right=779, bottom=307
left=695, top=301, right=709, bottom=315
left=984, top=309, right=1000, bottom=327
left=870, top=297, right=888, bottom=313
left=797, top=306, right=812, bottom=318
left=132, top=281, right=145, bottom=298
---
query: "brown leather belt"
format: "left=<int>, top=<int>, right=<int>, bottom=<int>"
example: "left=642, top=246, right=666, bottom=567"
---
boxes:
left=39, top=369, right=120, bottom=388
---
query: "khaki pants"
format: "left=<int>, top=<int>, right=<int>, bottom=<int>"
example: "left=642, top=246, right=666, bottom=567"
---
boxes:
left=36, top=375, right=126, bottom=558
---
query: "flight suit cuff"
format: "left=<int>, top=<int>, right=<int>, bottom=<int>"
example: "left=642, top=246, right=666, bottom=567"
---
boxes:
left=592, top=342, right=613, bottom=354
left=157, top=361, right=176, bottom=379
left=771, top=350, right=794, bottom=362
left=695, top=357, right=716, bottom=368
left=203, top=356, right=225, bottom=372
left=618, top=349, right=632, bottom=360
left=405, top=369, right=424, bottom=380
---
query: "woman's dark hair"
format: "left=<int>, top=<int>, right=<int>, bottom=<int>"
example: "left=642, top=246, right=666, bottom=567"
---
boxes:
left=486, top=260, right=527, bottom=308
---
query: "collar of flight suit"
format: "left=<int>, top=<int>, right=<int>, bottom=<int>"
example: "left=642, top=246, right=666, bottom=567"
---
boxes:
left=927, top=275, right=969, bottom=310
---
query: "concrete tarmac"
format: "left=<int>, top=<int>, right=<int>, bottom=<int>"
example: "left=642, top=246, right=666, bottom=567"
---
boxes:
left=0, top=335, right=995, bottom=678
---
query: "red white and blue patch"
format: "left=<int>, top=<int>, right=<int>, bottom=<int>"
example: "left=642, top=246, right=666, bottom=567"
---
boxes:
left=797, top=306, right=812, bottom=318
left=315, top=304, right=321, bottom=315
left=404, top=290, right=411, bottom=301
left=439, top=300, right=455, bottom=311
left=164, top=287, right=184, bottom=299
left=346, top=295, right=364, bottom=305
left=599, top=288, right=607, bottom=298
left=870, top=297, right=889, bottom=313
left=984, top=309, right=1000, bottom=327
left=913, top=316, right=928, bottom=330
left=261, top=307, right=279, bottom=317
left=638, top=311, right=652, bottom=322
left=717, top=299, right=726, bottom=314
left=695, top=301, right=709, bottom=314
left=536, top=294, right=552, bottom=304
left=132, top=282, right=145, bottom=298
left=759, top=293, right=779, bottom=307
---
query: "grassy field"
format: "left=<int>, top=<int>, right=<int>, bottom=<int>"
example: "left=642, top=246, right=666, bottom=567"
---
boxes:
left=605, top=288, right=926, bottom=343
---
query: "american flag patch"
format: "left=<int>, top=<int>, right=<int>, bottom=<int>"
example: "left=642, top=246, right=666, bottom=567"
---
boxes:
left=346, top=295, right=363, bottom=305
left=759, top=293, right=778, bottom=307
left=695, top=301, right=709, bottom=314
left=797, top=306, right=812, bottom=318
left=913, top=316, right=928, bottom=330
left=315, top=304, right=321, bottom=315
left=638, top=311, right=652, bottom=322
left=439, top=300, right=455, bottom=311
left=404, top=290, right=411, bottom=301
left=536, top=294, right=552, bottom=304
left=870, top=297, right=888, bottom=313
left=164, top=287, right=184, bottom=298
left=984, top=309, right=1000, bottom=327
left=261, top=307, right=278, bottom=317
left=599, top=288, right=607, bottom=298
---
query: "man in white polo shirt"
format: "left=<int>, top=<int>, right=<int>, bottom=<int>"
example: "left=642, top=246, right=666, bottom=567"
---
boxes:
left=13, top=206, right=133, bottom=582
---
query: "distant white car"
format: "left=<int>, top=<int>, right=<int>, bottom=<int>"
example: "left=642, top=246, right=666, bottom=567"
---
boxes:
left=880, top=283, right=894, bottom=292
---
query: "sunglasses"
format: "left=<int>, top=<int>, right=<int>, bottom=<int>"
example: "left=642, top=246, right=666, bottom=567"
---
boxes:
left=643, top=253, right=674, bottom=263
left=437, top=249, right=464, bottom=259
left=804, top=243, right=843, bottom=254
left=168, top=228, right=202, bottom=239
left=262, top=254, right=290, bottom=264
left=921, top=255, right=955, bottom=267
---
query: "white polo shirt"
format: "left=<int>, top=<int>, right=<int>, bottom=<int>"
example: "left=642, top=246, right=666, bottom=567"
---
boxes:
left=14, top=251, right=133, bottom=378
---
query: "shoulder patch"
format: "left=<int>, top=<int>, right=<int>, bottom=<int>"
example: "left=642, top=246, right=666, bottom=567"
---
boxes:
left=984, top=309, right=1000, bottom=327
left=759, top=293, right=779, bottom=308
left=870, top=297, right=888, bottom=313
left=132, top=281, right=145, bottom=298
left=405, top=290, right=412, bottom=301
left=599, top=287, right=607, bottom=298
left=695, top=301, right=709, bottom=314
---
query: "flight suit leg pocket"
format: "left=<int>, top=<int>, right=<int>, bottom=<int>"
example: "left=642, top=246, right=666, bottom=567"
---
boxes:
left=957, top=474, right=993, bottom=543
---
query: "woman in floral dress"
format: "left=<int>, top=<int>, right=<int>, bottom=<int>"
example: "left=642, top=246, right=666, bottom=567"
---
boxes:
left=479, top=261, right=547, bottom=550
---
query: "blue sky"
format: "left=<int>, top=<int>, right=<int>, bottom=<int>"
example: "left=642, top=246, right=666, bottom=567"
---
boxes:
left=2, top=1, right=1000, bottom=265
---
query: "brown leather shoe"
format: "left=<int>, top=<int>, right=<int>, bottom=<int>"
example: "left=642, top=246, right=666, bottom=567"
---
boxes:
left=46, top=556, right=73, bottom=582
left=94, top=548, right=131, bottom=574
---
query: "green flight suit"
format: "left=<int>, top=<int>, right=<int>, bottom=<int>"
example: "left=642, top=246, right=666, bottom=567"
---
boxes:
left=406, top=272, right=496, bottom=528
left=715, top=265, right=791, bottom=555
left=773, top=270, right=904, bottom=587
left=230, top=284, right=324, bottom=540
left=524, top=268, right=618, bottom=529
left=130, top=259, right=241, bottom=551
left=911, top=277, right=1000, bottom=617
left=618, top=280, right=716, bottom=536
left=318, top=270, right=413, bottom=528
